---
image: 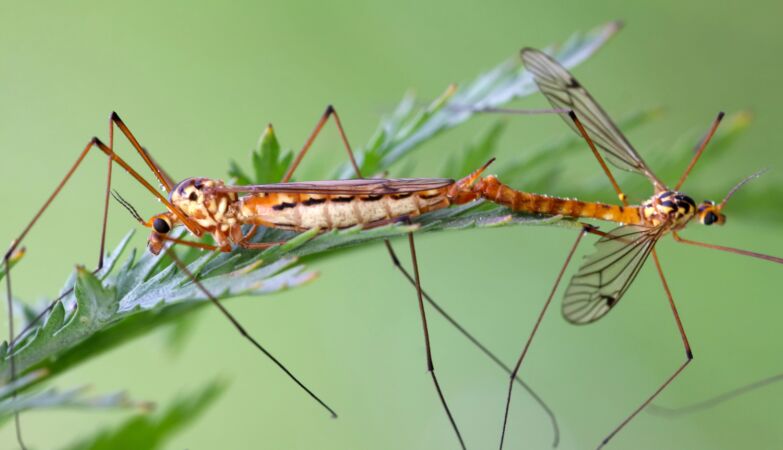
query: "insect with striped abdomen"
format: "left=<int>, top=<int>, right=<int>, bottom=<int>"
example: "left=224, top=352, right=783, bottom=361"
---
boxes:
left=476, top=48, right=783, bottom=450
left=3, top=106, right=567, bottom=450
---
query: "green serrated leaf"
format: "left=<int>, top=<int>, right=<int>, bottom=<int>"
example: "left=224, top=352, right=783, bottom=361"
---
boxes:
left=255, top=124, right=294, bottom=183
left=230, top=124, right=295, bottom=184
left=0, top=235, right=316, bottom=387
left=0, top=382, right=151, bottom=427
left=335, top=21, right=623, bottom=179
left=60, top=380, right=224, bottom=450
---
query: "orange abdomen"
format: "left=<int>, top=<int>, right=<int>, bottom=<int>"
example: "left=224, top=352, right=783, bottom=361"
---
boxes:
left=476, top=176, right=642, bottom=224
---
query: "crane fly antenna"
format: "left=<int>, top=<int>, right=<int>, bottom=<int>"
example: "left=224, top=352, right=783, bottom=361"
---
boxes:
left=111, top=190, right=145, bottom=225
left=719, top=168, right=769, bottom=209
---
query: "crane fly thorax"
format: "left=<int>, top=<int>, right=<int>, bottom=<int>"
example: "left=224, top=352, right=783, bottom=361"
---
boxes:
left=169, top=177, right=239, bottom=230
left=641, top=191, right=697, bottom=229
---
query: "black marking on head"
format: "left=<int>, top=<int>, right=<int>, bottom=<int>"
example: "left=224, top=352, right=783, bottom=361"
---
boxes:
left=331, top=196, right=353, bottom=203
left=302, top=197, right=327, bottom=206
left=189, top=192, right=198, bottom=201
left=704, top=211, right=718, bottom=225
left=153, top=217, right=171, bottom=234
left=272, top=202, right=297, bottom=211
left=361, top=195, right=383, bottom=202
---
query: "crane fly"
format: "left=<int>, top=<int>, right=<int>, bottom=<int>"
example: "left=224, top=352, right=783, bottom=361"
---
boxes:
left=476, top=48, right=783, bottom=449
left=3, top=106, right=563, bottom=449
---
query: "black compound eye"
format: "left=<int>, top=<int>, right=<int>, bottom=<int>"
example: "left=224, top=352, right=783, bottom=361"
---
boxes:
left=189, top=191, right=198, bottom=201
left=153, top=218, right=171, bottom=234
left=703, top=212, right=718, bottom=225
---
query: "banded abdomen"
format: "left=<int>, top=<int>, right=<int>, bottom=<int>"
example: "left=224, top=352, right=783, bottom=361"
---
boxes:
left=475, top=175, right=643, bottom=224
left=235, top=188, right=451, bottom=231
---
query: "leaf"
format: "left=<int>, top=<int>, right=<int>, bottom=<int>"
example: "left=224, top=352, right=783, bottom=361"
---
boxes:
left=0, top=385, right=152, bottom=427
left=229, top=124, right=294, bottom=184
left=335, top=21, right=623, bottom=179
left=60, top=380, right=225, bottom=450
left=0, top=369, right=152, bottom=426
left=0, top=232, right=317, bottom=388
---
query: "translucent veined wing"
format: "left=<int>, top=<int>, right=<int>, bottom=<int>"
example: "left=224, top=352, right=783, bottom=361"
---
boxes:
left=562, top=224, right=665, bottom=324
left=209, top=178, right=455, bottom=196
left=520, top=48, right=667, bottom=191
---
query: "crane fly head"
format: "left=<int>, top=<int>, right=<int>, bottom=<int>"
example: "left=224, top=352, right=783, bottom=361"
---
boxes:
left=696, top=169, right=768, bottom=227
left=696, top=201, right=726, bottom=226
left=143, top=177, right=239, bottom=254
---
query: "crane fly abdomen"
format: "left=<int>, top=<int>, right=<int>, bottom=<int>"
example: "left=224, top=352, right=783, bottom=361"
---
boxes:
left=475, top=175, right=644, bottom=224
left=235, top=189, right=450, bottom=231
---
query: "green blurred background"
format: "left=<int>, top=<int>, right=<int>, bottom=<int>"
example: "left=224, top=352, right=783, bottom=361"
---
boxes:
left=1, top=1, right=782, bottom=449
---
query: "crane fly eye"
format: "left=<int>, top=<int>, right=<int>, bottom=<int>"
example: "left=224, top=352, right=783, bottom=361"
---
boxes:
left=703, top=212, right=718, bottom=225
left=189, top=192, right=198, bottom=201
left=153, top=218, right=171, bottom=234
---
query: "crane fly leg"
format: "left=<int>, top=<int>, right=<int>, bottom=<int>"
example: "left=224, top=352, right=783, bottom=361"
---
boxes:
left=595, top=249, right=692, bottom=449
left=499, top=224, right=594, bottom=449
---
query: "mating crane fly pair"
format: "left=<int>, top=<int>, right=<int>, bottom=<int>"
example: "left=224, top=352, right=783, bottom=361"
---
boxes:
left=1, top=106, right=557, bottom=450
left=3, top=45, right=782, bottom=450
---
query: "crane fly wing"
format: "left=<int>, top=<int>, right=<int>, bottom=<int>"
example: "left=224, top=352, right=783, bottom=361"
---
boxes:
left=209, top=178, right=455, bottom=195
left=562, top=224, right=665, bottom=324
left=520, top=48, right=666, bottom=190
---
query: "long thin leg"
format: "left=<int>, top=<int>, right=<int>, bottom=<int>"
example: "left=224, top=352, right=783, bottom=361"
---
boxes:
left=281, top=105, right=361, bottom=183
left=3, top=120, right=120, bottom=450
left=9, top=127, right=192, bottom=349
left=595, top=249, right=693, bottom=449
left=450, top=106, right=570, bottom=115
left=407, top=233, right=466, bottom=449
left=164, top=248, right=337, bottom=417
left=499, top=225, right=590, bottom=450
left=674, top=112, right=724, bottom=191
left=110, top=112, right=174, bottom=192
left=568, top=111, right=629, bottom=205
left=638, top=232, right=783, bottom=415
left=384, top=241, right=561, bottom=447
left=672, top=232, right=783, bottom=264
left=648, top=372, right=783, bottom=415
left=281, top=105, right=563, bottom=446
left=4, top=258, right=26, bottom=450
